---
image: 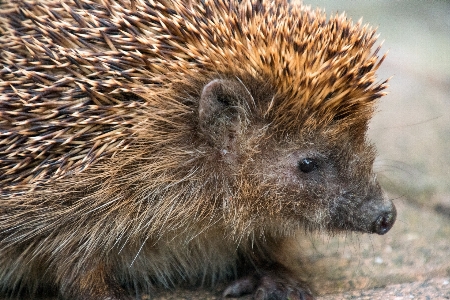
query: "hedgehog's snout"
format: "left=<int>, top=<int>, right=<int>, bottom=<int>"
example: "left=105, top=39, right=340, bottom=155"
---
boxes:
left=342, top=184, right=397, bottom=235
left=371, top=201, right=396, bottom=235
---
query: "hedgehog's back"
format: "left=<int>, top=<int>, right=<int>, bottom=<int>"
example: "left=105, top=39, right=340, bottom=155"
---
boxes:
left=1, top=0, right=386, bottom=192
left=0, top=0, right=165, bottom=190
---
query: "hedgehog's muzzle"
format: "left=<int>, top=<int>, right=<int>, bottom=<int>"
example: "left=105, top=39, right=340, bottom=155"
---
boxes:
left=355, top=190, right=397, bottom=235
left=334, top=181, right=397, bottom=235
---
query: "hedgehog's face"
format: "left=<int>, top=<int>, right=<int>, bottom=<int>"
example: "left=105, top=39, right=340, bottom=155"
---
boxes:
left=254, top=133, right=396, bottom=235
left=198, top=78, right=396, bottom=236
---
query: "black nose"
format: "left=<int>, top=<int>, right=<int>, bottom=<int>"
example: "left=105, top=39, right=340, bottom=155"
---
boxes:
left=372, top=205, right=397, bottom=235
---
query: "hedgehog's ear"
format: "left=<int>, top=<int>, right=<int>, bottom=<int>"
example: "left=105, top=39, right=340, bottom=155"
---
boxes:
left=198, top=79, right=242, bottom=145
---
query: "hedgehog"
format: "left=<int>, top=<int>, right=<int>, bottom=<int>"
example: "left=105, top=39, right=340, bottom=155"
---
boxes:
left=0, top=0, right=396, bottom=299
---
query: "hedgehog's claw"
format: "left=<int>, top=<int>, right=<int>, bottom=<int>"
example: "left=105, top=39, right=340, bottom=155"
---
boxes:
left=223, top=275, right=257, bottom=297
left=253, top=274, right=313, bottom=300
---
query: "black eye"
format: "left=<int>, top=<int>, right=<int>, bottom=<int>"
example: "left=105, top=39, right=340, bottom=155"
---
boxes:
left=298, top=158, right=318, bottom=173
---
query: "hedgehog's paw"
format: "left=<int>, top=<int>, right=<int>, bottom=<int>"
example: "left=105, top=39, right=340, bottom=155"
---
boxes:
left=251, top=274, right=313, bottom=300
left=223, top=270, right=313, bottom=300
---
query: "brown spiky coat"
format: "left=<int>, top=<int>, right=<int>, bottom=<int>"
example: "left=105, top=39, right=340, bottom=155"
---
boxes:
left=0, top=0, right=391, bottom=299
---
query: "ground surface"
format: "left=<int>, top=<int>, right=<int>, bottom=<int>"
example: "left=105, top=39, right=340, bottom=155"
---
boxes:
left=152, top=199, right=450, bottom=299
left=3, top=1, right=450, bottom=299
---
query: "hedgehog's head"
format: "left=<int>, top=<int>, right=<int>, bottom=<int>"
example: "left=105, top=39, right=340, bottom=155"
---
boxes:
left=182, top=1, right=396, bottom=238
left=197, top=76, right=395, bottom=238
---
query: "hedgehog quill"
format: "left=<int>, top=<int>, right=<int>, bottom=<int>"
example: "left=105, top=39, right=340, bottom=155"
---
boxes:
left=0, top=0, right=396, bottom=299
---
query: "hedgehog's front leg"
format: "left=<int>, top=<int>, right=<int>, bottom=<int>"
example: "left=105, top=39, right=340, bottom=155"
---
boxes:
left=60, top=264, right=130, bottom=300
left=223, top=264, right=313, bottom=300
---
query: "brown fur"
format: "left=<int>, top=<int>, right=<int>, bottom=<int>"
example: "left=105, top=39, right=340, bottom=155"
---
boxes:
left=0, top=0, right=394, bottom=299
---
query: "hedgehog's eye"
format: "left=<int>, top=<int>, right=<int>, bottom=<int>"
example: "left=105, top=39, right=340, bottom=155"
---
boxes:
left=298, top=158, right=318, bottom=173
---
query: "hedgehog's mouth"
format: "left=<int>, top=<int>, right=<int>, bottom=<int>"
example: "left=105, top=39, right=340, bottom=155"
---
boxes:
left=331, top=202, right=397, bottom=235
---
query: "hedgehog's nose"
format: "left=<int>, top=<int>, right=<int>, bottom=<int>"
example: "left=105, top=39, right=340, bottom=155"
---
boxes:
left=371, top=202, right=396, bottom=235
